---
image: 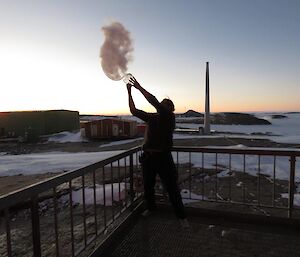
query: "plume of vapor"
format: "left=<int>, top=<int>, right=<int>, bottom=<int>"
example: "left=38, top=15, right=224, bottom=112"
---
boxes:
left=100, top=21, right=134, bottom=81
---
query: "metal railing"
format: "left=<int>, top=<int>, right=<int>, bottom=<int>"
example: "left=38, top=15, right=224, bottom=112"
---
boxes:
left=0, top=147, right=143, bottom=257
left=171, top=146, right=300, bottom=218
left=1, top=146, right=299, bottom=257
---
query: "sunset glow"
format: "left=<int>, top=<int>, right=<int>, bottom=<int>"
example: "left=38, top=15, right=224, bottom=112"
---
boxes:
left=0, top=1, right=299, bottom=115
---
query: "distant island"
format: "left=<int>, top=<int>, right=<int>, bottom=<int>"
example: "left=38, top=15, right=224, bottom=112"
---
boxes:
left=285, top=112, right=300, bottom=114
left=176, top=110, right=271, bottom=125
left=270, top=114, right=287, bottom=119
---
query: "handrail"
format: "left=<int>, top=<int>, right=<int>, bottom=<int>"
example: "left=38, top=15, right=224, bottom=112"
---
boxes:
left=173, top=146, right=300, bottom=156
left=0, top=146, right=142, bottom=211
left=1, top=145, right=298, bottom=210
left=0, top=145, right=298, bottom=257
left=171, top=146, right=299, bottom=219
left=0, top=146, right=143, bottom=257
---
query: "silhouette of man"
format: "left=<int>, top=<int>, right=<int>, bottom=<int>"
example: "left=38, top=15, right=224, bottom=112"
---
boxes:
left=127, top=77, right=188, bottom=225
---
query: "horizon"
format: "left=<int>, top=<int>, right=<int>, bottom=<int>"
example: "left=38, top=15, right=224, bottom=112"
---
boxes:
left=1, top=1, right=299, bottom=114
left=1, top=108, right=299, bottom=116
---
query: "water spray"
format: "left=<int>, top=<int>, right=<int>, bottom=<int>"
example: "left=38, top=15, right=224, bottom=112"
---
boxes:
left=100, top=21, right=134, bottom=84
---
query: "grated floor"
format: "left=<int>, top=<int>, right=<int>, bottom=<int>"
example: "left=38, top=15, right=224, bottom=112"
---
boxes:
left=107, top=211, right=300, bottom=257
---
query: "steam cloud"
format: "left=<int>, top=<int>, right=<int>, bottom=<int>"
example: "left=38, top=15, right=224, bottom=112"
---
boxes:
left=100, top=21, right=134, bottom=81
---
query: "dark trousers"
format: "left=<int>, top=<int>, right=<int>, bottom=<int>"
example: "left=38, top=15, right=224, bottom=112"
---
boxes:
left=140, top=151, right=186, bottom=219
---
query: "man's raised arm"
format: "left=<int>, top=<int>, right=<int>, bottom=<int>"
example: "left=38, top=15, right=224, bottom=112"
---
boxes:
left=129, top=77, right=162, bottom=111
left=127, top=84, right=136, bottom=114
left=127, top=84, right=149, bottom=121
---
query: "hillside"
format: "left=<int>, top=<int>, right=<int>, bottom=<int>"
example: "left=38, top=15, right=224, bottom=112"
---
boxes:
left=177, top=111, right=271, bottom=125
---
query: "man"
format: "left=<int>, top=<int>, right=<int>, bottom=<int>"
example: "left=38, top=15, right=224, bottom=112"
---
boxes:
left=127, top=77, right=188, bottom=227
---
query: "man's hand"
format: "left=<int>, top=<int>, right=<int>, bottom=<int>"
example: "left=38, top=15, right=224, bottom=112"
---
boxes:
left=129, top=77, right=141, bottom=90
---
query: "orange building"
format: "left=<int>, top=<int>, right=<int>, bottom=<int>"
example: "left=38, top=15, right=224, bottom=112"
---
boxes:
left=83, top=118, right=137, bottom=140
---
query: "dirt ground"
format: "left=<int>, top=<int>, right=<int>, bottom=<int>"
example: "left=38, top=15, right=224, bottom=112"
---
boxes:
left=0, top=136, right=299, bottom=196
left=0, top=173, right=60, bottom=196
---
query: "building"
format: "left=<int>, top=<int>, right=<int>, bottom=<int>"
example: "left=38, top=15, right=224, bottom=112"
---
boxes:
left=0, top=110, right=80, bottom=139
left=84, top=118, right=137, bottom=139
left=136, top=123, right=147, bottom=136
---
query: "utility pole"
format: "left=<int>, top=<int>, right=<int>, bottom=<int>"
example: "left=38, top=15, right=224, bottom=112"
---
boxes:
left=204, top=62, right=211, bottom=134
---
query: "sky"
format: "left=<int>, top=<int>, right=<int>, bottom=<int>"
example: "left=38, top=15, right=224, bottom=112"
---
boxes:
left=0, top=0, right=299, bottom=115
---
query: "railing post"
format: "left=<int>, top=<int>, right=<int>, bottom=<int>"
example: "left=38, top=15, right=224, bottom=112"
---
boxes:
left=129, top=153, right=135, bottom=209
left=31, top=196, right=42, bottom=257
left=5, top=209, right=12, bottom=257
left=288, top=155, right=296, bottom=218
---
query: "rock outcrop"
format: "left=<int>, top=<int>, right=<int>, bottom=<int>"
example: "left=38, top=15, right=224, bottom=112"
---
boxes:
left=177, top=111, right=271, bottom=125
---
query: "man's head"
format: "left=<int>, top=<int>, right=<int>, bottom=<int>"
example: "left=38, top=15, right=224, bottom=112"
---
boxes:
left=161, top=98, right=175, bottom=112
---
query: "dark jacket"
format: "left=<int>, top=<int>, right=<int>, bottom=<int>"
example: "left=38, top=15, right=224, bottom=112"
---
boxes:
left=132, top=95, right=175, bottom=152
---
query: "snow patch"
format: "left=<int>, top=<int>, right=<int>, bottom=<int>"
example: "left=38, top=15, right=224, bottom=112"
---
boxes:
left=236, top=181, right=243, bottom=187
left=217, top=169, right=231, bottom=178
left=0, top=151, right=124, bottom=176
left=63, top=183, right=126, bottom=206
left=181, top=189, right=207, bottom=204
left=281, top=193, right=300, bottom=207
left=48, top=130, right=88, bottom=143
left=99, top=138, right=143, bottom=148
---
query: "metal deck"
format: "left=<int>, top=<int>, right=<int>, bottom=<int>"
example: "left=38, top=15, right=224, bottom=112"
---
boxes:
left=106, top=210, right=300, bottom=257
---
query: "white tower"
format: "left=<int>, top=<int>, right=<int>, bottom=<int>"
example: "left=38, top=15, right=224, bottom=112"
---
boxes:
left=204, top=62, right=211, bottom=134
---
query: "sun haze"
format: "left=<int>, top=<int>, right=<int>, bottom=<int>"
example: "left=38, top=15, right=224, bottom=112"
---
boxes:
left=0, top=1, right=299, bottom=114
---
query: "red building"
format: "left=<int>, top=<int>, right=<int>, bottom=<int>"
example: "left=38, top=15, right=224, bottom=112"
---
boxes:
left=83, top=118, right=137, bottom=140
left=136, top=123, right=147, bottom=136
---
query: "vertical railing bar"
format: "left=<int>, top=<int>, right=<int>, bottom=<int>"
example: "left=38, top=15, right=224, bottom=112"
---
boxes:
left=135, top=151, right=139, bottom=199
left=176, top=151, right=179, bottom=173
left=111, top=163, right=115, bottom=220
left=176, top=152, right=179, bottom=202
left=189, top=152, right=192, bottom=199
left=129, top=153, right=135, bottom=208
left=118, top=160, right=121, bottom=209
left=202, top=152, right=204, bottom=200
left=31, top=196, right=42, bottom=257
left=82, top=175, right=87, bottom=247
left=53, top=187, right=60, bottom=257
left=124, top=157, right=128, bottom=207
left=176, top=151, right=179, bottom=202
left=137, top=151, right=141, bottom=198
left=102, top=167, right=107, bottom=228
left=288, top=155, right=296, bottom=218
left=69, top=180, right=75, bottom=257
left=258, top=155, right=261, bottom=206
left=92, top=170, right=98, bottom=236
left=5, top=209, right=12, bottom=257
left=229, top=154, right=232, bottom=202
left=215, top=153, right=218, bottom=201
left=273, top=156, right=276, bottom=207
left=243, top=154, right=246, bottom=204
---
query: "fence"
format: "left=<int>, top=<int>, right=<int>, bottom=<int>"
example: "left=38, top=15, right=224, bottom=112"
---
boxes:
left=1, top=146, right=299, bottom=257
left=171, top=146, right=300, bottom=218
left=0, top=147, right=143, bottom=257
